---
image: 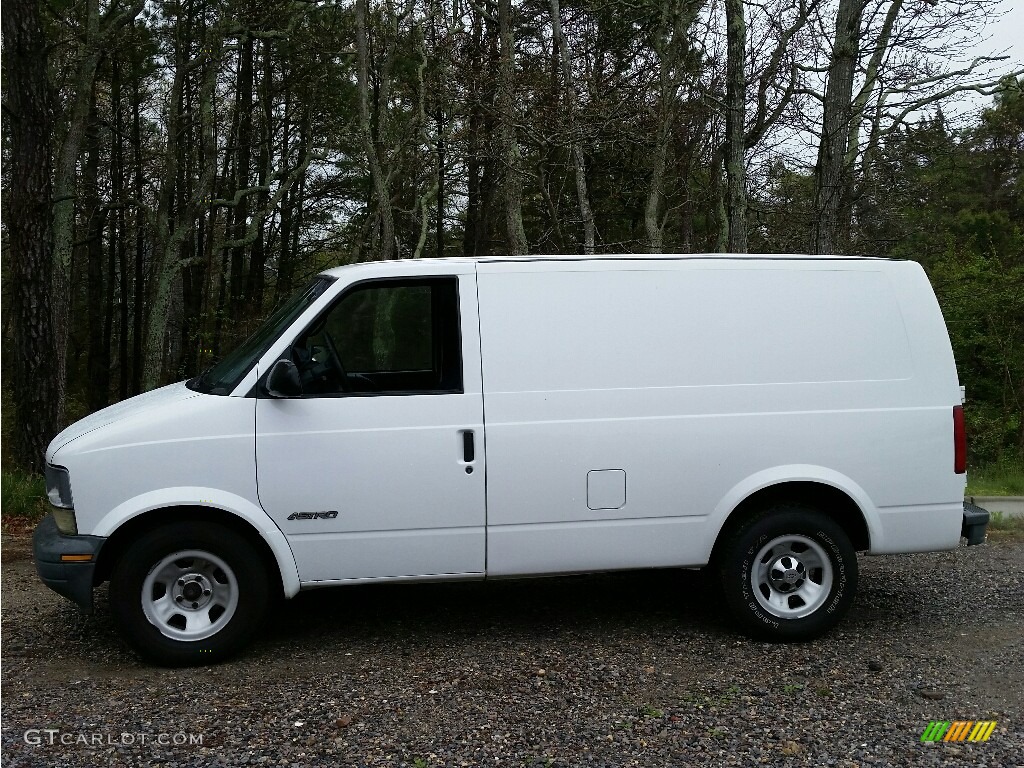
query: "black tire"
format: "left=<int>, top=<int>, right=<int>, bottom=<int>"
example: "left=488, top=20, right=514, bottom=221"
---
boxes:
left=717, top=505, right=857, bottom=641
left=109, top=522, right=269, bottom=666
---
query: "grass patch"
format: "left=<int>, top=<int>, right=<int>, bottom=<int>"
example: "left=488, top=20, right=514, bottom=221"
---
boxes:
left=638, top=704, right=664, bottom=718
left=966, top=460, right=1024, bottom=496
left=987, top=511, right=1024, bottom=534
left=1, top=471, right=48, bottom=533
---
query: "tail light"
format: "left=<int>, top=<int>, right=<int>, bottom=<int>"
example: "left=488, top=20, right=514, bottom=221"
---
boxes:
left=953, top=405, right=966, bottom=474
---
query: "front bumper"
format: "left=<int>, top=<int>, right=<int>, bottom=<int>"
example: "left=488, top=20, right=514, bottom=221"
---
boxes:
left=33, top=514, right=106, bottom=611
left=962, top=501, right=990, bottom=546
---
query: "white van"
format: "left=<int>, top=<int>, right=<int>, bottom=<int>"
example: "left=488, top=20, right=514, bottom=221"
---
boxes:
left=34, top=255, right=989, bottom=664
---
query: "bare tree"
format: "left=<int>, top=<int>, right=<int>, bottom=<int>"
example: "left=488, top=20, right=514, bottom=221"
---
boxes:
left=812, top=0, right=863, bottom=254
left=645, top=0, right=705, bottom=253
left=496, top=0, right=529, bottom=254
left=2, top=0, right=64, bottom=469
left=723, top=0, right=748, bottom=252
left=51, top=0, right=145, bottom=398
left=356, top=0, right=398, bottom=260
left=811, top=0, right=1022, bottom=253
left=720, top=0, right=821, bottom=251
left=549, top=0, right=596, bottom=253
left=141, top=27, right=221, bottom=389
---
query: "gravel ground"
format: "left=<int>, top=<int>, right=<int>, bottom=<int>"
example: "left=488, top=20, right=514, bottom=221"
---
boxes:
left=2, top=531, right=1022, bottom=768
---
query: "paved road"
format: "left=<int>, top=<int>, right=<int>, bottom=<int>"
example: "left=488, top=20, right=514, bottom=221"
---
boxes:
left=970, top=496, right=1024, bottom=517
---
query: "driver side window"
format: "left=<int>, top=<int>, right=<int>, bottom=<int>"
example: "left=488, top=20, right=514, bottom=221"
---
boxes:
left=294, top=277, right=462, bottom=396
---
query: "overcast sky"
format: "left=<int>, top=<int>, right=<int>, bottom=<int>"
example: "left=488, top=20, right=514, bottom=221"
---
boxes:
left=935, top=0, right=1023, bottom=117
left=980, top=0, right=1024, bottom=63
left=970, top=0, right=1024, bottom=79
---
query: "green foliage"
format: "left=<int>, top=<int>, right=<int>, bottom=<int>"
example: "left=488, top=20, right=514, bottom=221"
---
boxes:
left=967, top=461, right=1024, bottom=496
left=929, top=247, right=1024, bottom=464
left=1, top=471, right=47, bottom=520
left=863, top=87, right=1024, bottom=463
left=750, top=163, right=816, bottom=253
left=987, top=511, right=1024, bottom=534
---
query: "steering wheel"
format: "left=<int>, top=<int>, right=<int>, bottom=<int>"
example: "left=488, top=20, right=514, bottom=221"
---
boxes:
left=324, top=333, right=381, bottom=392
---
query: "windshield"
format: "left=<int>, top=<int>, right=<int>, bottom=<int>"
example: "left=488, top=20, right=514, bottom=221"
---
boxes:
left=187, top=276, right=335, bottom=395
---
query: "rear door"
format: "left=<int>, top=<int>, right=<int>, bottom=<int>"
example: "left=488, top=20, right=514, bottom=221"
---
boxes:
left=255, top=267, right=485, bottom=583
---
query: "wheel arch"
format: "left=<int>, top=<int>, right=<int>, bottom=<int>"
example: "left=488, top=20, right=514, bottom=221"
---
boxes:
left=709, top=474, right=873, bottom=566
left=92, top=500, right=299, bottom=600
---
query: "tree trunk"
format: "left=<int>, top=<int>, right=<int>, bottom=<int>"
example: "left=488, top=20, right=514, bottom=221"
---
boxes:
left=537, top=153, right=567, bottom=252
left=275, top=106, right=309, bottom=304
left=132, top=69, right=147, bottom=395
left=497, top=0, right=528, bottom=254
left=142, top=29, right=220, bottom=389
left=229, top=34, right=255, bottom=312
left=84, top=98, right=111, bottom=411
left=180, top=241, right=203, bottom=376
left=51, top=0, right=102, bottom=403
left=412, top=29, right=439, bottom=260
left=356, top=0, right=396, bottom=260
left=814, top=0, right=864, bottom=254
left=110, top=57, right=130, bottom=401
left=549, top=0, right=595, bottom=253
left=463, top=7, right=486, bottom=257
left=435, top=26, right=446, bottom=259
left=645, top=134, right=669, bottom=253
left=2, top=0, right=64, bottom=470
left=244, top=40, right=274, bottom=310
left=851, top=0, right=904, bottom=180
left=724, top=0, right=748, bottom=253
left=51, top=0, right=143, bottom=396
left=104, top=206, right=118, bottom=404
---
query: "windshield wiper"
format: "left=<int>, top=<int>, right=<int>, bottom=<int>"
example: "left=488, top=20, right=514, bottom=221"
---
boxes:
left=189, top=363, right=217, bottom=391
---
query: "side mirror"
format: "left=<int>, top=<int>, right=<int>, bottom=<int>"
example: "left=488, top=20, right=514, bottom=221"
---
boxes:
left=265, top=359, right=302, bottom=398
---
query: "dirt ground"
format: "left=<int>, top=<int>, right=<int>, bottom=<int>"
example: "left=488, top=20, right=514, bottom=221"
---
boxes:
left=2, top=531, right=1022, bottom=767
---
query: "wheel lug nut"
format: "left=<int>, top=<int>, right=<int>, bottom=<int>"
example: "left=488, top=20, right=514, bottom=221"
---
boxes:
left=191, top=602, right=199, bottom=609
left=177, top=579, right=185, bottom=586
left=175, top=595, right=184, bottom=602
left=203, top=589, right=211, bottom=596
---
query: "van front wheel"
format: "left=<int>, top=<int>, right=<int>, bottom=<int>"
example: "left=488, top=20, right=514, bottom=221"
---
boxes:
left=718, top=507, right=857, bottom=641
left=109, top=522, right=269, bottom=665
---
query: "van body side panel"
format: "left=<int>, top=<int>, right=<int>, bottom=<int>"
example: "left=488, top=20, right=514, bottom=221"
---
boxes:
left=255, top=270, right=487, bottom=583
left=51, top=390, right=261, bottom=538
left=476, top=259, right=963, bottom=575
left=48, top=392, right=302, bottom=593
left=871, top=503, right=964, bottom=553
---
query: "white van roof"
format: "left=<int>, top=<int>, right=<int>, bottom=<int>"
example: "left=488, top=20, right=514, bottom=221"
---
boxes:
left=320, top=253, right=895, bottom=278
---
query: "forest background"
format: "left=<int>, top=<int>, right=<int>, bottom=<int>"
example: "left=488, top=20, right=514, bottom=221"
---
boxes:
left=2, top=0, right=1022, bottom=486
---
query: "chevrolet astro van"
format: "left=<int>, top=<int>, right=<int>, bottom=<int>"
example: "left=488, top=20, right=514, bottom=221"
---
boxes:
left=34, top=255, right=990, bottom=664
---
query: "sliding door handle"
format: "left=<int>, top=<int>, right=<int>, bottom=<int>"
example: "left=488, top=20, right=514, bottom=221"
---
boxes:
left=462, top=430, right=475, bottom=463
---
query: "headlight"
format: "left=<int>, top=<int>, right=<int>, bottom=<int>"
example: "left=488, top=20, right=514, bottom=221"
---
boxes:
left=45, top=464, right=74, bottom=509
left=45, top=465, right=77, bottom=535
left=52, top=507, right=79, bottom=535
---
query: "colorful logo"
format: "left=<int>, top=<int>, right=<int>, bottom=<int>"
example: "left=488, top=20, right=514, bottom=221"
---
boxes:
left=920, top=721, right=997, bottom=743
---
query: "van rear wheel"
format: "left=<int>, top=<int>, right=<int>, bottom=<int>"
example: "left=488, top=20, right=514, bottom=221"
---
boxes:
left=109, top=522, right=268, bottom=665
left=718, top=506, right=857, bottom=641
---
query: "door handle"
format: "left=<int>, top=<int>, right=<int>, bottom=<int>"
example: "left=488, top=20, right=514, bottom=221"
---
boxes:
left=462, top=430, right=475, bottom=463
